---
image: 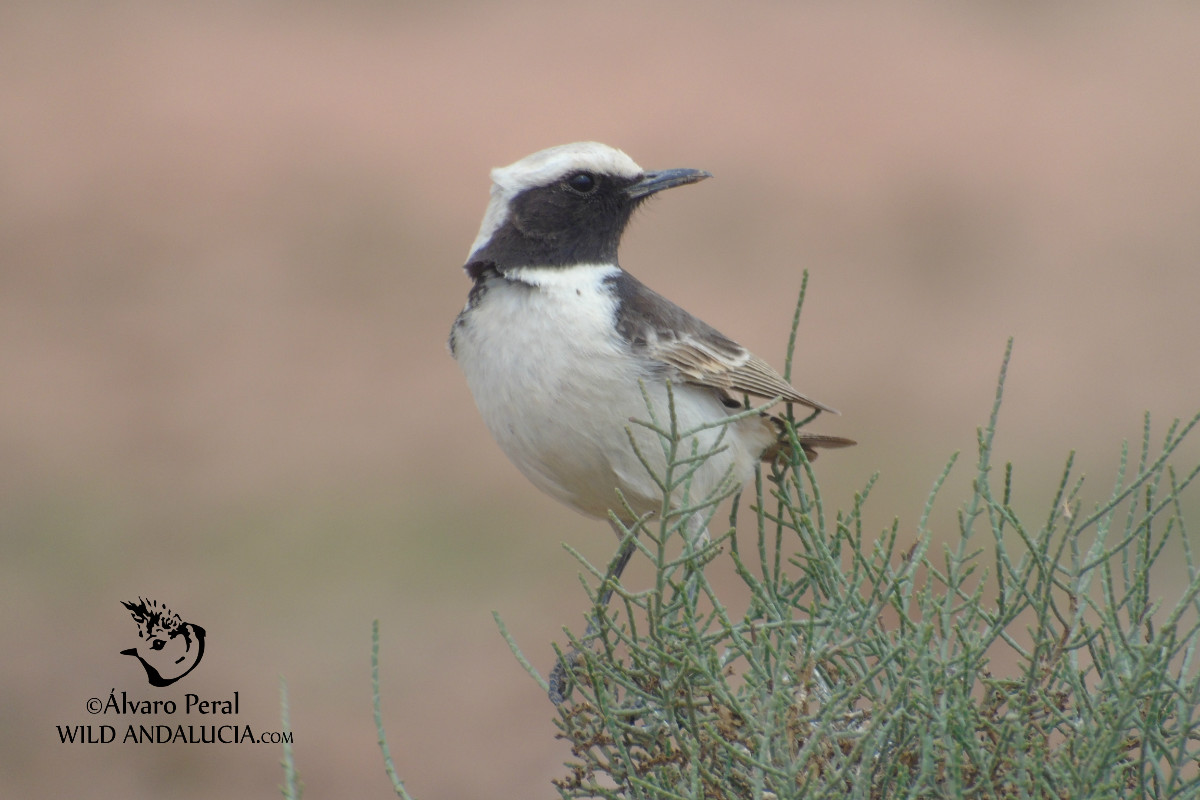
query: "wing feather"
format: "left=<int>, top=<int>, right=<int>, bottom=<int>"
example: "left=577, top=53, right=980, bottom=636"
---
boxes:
left=648, top=336, right=838, bottom=414
left=606, top=271, right=838, bottom=414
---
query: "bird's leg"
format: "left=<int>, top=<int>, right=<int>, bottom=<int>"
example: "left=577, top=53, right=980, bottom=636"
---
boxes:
left=548, top=521, right=638, bottom=705
left=597, top=527, right=637, bottom=606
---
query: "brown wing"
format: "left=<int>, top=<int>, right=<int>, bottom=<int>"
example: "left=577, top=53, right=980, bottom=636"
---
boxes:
left=606, top=270, right=839, bottom=414
left=650, top=335, right=839, bottom=414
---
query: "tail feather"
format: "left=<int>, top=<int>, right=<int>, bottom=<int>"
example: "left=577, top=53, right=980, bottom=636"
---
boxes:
left=761, top=415, right=856, bottom=462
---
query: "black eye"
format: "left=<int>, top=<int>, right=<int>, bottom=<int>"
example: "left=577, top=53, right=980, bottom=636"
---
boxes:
left=566, top=172, right=597, bottom=194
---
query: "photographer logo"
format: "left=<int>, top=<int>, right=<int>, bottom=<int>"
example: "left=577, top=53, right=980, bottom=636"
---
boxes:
left=120, top=598, right=206, bottom=687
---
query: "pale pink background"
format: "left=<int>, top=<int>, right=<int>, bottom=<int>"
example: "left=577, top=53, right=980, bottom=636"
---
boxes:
left=4, top=3, right=1199, bottom=797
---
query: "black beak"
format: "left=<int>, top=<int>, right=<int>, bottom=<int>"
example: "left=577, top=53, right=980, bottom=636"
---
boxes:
left=625, top=168, right=712, bottom=200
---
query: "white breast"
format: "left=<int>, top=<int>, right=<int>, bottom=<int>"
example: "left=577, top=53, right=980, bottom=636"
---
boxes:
left=453, top=264, right=769, bottom=521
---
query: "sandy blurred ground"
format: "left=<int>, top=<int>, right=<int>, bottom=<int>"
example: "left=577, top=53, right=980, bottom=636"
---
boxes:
left=3, top=1, right=1199, bottom=797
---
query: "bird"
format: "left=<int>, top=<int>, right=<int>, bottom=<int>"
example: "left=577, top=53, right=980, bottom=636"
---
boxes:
left=449, top=142, right=853, bottom=700
left=451, top=139, right=850, bottom=521
left=449, top=142, right=852, bottom=630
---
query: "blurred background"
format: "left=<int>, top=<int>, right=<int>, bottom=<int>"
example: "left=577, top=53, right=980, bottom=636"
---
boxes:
left=3, top=1, right=1199, bottom=797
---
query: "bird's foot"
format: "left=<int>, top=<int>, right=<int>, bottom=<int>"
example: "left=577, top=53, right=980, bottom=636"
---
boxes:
left=548, top=646, right=586, bottom=705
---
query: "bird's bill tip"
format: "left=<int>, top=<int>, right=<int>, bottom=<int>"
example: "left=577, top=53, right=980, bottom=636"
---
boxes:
left=626, top=168, right=712, bottom=199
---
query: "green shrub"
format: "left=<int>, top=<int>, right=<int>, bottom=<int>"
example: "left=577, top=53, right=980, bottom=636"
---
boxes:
left=303, top=284, right=1200, bottom=800
left=520, top=339, right=1200, bottom=799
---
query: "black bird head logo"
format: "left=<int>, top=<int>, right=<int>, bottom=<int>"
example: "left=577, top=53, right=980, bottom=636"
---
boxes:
left=120, top=598, right=206, bottom=687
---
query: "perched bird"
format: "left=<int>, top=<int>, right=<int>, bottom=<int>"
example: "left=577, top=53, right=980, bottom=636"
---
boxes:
left=451, top=141, right=850, bottom=529
left=450, top=142, right=852, bottom=701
